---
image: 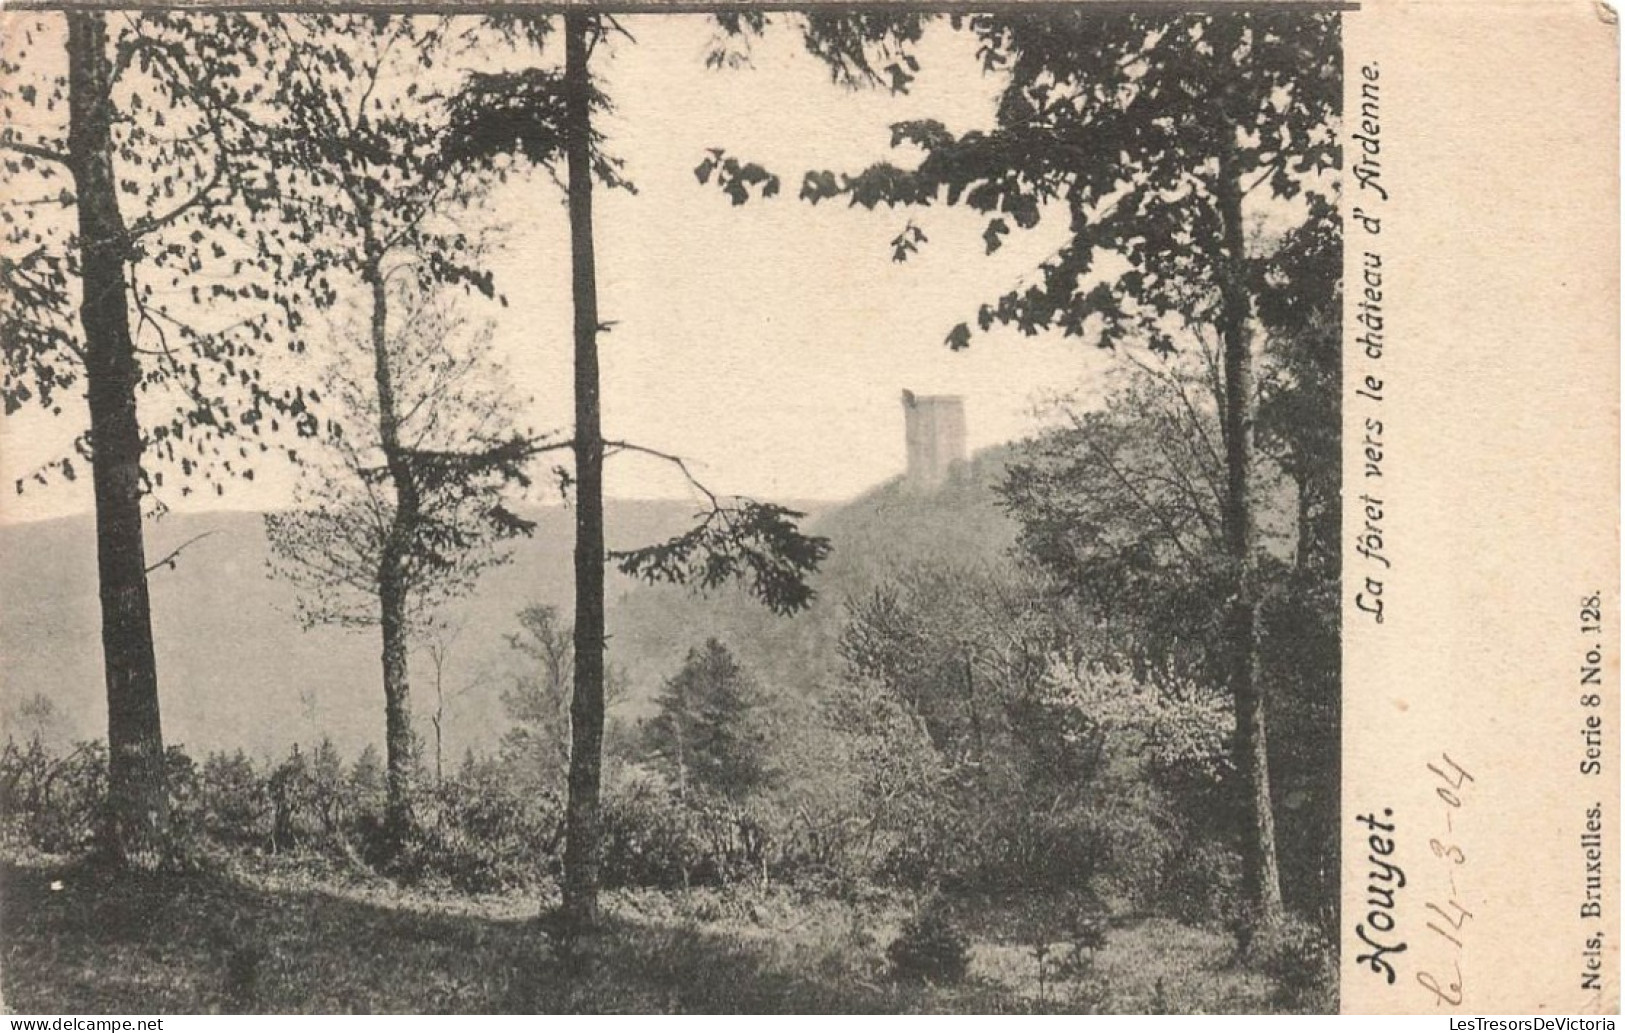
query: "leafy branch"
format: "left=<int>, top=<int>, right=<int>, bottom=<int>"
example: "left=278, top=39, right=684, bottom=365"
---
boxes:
left=600, top=440, right=831, bottom=616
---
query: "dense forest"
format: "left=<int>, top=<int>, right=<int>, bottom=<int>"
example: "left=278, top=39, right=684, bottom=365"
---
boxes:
left=0, top=8, right=1340, bottom=1014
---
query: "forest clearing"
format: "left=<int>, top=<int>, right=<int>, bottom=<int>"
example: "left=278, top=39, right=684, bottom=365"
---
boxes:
left=2, top=852, right=1295, bottom=1013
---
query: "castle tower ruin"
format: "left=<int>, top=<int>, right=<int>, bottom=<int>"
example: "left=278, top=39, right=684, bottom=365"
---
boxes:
left=901, top=390, right=967, bottom=489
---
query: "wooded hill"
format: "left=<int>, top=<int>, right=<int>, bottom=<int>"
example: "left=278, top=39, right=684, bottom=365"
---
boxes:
left=0, top=447, right=1016, bottom=764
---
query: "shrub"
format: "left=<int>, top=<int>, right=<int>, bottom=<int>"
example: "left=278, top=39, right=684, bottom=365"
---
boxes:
left=1076, top=786, right=1177, bottom=911
left=598, top=779, right=779, bottom=890
left=386, top=778, right=562, bottom=893
left=598, top=780, right=706, bottom=889
left=198, top=749, right=272, bottom=851
left=1254, top=915, right=1337, bottom=1012
left=1161, top=840, right=1243, bottom=927
left=159, top=745, right=214, bottom=867
left=886, top=897, right=970, bottom=984
left=0, top=738, right=106, bottom=853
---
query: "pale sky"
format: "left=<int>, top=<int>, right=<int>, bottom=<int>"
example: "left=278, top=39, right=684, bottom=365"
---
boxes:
left=2, top=15, right=1117, bottom=521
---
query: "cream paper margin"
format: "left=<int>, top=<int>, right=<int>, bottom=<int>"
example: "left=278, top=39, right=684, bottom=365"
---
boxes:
left=1340, top=0, right=1621, bottom=1014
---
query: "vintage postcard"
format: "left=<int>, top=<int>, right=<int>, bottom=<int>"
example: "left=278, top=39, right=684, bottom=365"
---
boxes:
left=0, top=0, right=1615, bottom=1017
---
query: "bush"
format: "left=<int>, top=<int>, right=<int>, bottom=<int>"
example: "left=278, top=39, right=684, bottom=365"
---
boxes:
left=0, top=736, right=564, bottom=893
left=0, top=738, right=106, bottom=853
left=598, top=780, right=706, bottom=889
left=198, top=749, right=272, bottom=851
left=1253, top=915, right=1336, bottom=1012
left=1161, top=840, right=1243, bottom=927
left=868, top=764, right=1100, bottom=897
left=384, top=778, right=562, bottom=893
left=886, top=898, right=970, bottom=984
left=598, top=779, right=778, bottom=890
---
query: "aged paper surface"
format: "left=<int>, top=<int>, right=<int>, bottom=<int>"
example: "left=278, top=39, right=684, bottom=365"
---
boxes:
left=0, top=0, right=1617, bottom=1018
left=1340, top=0, right=1620, bottom=1014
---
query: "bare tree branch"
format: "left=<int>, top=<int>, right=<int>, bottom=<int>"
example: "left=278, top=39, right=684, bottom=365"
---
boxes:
left=127, top=159, right=226, bottom=240
left=602, top=439, right=720, bottom=508
left=144, top=530, right=217, bottom=574
left=0, top=139, right=70, bottom=166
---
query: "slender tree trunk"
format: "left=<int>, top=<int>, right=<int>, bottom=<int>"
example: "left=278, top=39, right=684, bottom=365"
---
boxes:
left=561, top=12, right=607, bottom=931
left=66, top=11, right=169, bottom=866
left=962, top=652, right=984, bottom=763
left=1295, top=472, right=1314, bottom=571
left=673, top=712, right=686, bottom=804
left=433, top=703, right=444, bottom=786
left=1214, top=152, right=1284, bottom=931
left=428, top=630, right=453, bottom=787
left=366, top=250, right=418, bottom=849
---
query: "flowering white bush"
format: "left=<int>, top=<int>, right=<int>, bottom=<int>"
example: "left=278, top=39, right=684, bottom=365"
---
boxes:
left=1039, top=659, right=1234, bottom=780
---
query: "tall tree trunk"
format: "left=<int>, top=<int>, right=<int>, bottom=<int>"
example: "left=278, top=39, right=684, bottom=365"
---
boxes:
left=1215, top=152, right=1284, bottom=931
left=561, top=11, right=607, bottom=931
left=378, top=555, right=415, bottom=844
left=66, top=11, right=169, bottom=865
left=366, top=251, right=418, bottom=849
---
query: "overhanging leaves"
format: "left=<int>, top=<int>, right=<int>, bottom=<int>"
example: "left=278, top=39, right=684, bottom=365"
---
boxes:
left=610, top=501, right=831, bottom=617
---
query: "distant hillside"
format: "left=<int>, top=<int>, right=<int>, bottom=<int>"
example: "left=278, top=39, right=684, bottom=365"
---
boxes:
left=612, top=446, right=1020, bottom=707
left=0, top=449, right=1019, bottom=763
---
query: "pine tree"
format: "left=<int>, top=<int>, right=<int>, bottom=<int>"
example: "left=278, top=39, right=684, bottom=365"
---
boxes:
left=643, top=639, right=776, bottom=805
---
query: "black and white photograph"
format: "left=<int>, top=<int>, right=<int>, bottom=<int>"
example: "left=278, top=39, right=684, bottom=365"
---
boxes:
left=0, top=2, right=1349, bottom=1014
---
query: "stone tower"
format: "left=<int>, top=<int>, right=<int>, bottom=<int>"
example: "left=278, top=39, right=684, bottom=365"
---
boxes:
left=901, top=390, right=967, bottom=489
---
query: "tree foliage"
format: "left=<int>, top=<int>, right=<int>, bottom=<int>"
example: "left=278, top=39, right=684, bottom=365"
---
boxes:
left=998, top=352, right=1257, bottom=677
left=641, top=639, right=778, bottom=805
left=244, top=15, right=503, bottom=311
left=247, top=13, right=547, bottom=849
left=443, top=64, right=630, bottom=194
left=705, top=11, right=928, bottom=93
left=705, top=11, right=1339, bottom=355
left=612, top=498, right=831, bottom=618
left=2, top=13, right=328, bottom=499
left=265, top=288, right=537, bottom=630
left=702, top=9, right=1341, bottom=927
left=496, top=604, right=631, bottom=793
left=497, top=604, right=574, bottom=792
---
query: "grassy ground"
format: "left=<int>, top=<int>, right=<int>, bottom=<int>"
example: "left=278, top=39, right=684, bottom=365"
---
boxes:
left=1, top=854, right=1285, bottom=1014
